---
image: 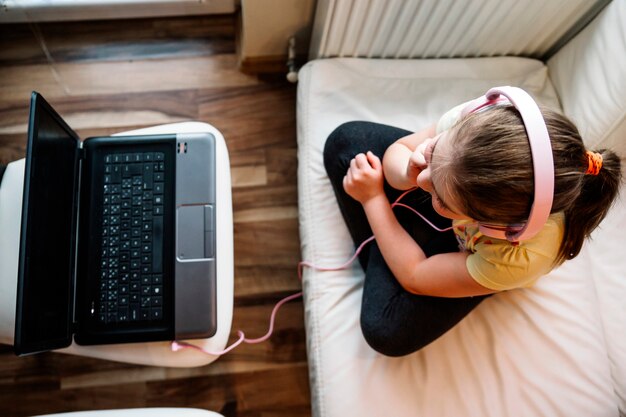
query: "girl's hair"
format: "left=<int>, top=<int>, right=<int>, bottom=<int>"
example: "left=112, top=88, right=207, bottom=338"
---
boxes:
left=435, top=105, right=622, bottom=265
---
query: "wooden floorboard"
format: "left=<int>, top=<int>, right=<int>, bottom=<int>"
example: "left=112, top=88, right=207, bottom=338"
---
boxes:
left=0, top=14, right=309, bottom=417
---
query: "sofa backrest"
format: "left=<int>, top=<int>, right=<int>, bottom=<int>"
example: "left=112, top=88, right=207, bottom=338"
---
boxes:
left=548, top=0, right=626, bottom=158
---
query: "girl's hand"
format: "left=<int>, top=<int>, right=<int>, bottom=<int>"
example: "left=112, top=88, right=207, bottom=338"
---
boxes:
left=406, top=139, right=431, bottom=185
left=343, top=151, right=384, bottom=204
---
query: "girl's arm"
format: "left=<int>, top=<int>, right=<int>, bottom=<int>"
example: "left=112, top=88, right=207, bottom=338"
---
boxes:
left=383, top=123, right=437, bottom=190
left=345, top=151, right=496, bottom=298
left=362, top=195, right=496, bottom=297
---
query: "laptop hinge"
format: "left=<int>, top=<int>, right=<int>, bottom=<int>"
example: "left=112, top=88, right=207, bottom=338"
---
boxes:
left=70, top=146, right=84, bottom=330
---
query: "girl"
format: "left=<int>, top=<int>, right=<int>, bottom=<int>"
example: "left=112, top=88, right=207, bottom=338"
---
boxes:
left=323, top=87, right=621, bottom=357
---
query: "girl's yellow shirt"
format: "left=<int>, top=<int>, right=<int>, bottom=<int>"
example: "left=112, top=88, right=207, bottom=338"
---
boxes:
left=453, top=215, right=564, bottom=290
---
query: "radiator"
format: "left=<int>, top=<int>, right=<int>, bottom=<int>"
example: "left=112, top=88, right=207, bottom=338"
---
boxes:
left=310, top=0, right=606, bottom=60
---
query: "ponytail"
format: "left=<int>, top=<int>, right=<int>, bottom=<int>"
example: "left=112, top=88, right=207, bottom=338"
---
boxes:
left=556, top=148, right=622, bottom=264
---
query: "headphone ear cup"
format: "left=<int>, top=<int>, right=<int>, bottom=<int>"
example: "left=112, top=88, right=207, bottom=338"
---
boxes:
left=460, top=94, right=508, bottom=118
left=460, top=96, right=487, bottom=118
left=478, top=223, right=525, bottom=240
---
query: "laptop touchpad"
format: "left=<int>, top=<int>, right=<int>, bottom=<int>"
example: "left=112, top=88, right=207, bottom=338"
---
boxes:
left=177, top=205, right=206, bottom=260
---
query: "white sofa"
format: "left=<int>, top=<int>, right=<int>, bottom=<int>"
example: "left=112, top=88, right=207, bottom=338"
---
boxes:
left=296, top=1, right=625, bottom=417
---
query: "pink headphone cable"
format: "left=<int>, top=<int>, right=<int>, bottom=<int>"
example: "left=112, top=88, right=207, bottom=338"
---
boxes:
left=171, top=291, right=304, bottom=356
left=390, top=191, right=455, bottom=232
left=171, top=188, right=454, bottom=356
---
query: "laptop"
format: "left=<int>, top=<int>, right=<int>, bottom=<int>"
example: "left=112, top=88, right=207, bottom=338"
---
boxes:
left=14, top=92, right=218, bottom=355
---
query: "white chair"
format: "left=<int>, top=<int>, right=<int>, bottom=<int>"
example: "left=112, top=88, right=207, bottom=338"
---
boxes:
left=34, top=408, right=224, bottom=417
left=37, top=408, right=223, bottom=417
left=0, top=122, right=234, bottom=368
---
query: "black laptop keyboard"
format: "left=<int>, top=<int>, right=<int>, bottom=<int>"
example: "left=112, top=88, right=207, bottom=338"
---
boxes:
left=98, top=152, right=166, bottom=324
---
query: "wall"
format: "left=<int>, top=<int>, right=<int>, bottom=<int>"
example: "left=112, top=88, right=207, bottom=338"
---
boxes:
left=237, top=0, right=316, bottom=74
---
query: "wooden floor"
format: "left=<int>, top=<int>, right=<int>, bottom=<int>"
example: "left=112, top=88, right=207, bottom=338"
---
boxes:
left=0, top=15, right=310, bottom=417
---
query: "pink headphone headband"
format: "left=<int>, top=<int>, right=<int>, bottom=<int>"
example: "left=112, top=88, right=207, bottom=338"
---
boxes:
left=461, top=86, right=554, bottom=242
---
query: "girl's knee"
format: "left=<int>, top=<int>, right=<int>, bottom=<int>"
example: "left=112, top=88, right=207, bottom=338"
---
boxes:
left=360, top=313, right=419, bottom=357
left=325, top=122, right=363, bottom=155
left=324, top=121, right=365, bottom=176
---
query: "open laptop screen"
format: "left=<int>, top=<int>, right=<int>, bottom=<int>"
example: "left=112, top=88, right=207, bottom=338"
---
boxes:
left=15, top=92, right=80, bottom=355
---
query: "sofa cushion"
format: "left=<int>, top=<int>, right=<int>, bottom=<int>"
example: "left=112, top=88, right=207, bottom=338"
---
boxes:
left=297, top=57, right=620, bottom=417
left=548, top=0, right=626, bottom=158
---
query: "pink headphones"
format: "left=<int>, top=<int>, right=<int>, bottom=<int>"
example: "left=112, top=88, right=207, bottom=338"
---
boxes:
left=460, top=86, right=554, bottom=242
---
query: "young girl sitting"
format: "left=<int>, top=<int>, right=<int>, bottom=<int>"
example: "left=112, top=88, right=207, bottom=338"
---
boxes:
left=323, top=86, right=622, bottom=357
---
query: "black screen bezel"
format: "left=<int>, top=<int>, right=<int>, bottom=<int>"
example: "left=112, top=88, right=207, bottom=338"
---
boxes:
left=14, top=92, right=81, bottom=355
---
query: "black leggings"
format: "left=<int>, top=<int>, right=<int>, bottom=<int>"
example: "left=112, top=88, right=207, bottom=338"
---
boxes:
left=323, top=121, right=489, bottom=357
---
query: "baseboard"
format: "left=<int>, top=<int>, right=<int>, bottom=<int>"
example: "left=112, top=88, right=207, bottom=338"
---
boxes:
left=238, top=54, right=308, bottom=75
left=238, top=55, right=287, bottom=75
